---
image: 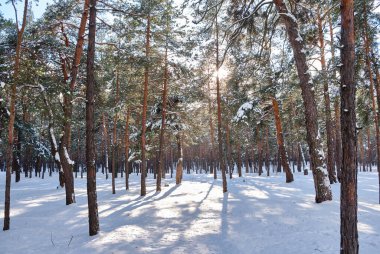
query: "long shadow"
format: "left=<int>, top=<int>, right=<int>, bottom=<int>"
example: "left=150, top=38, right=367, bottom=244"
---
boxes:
left=221, top=192, right=228, bottom=239
left=100, top=184, right=181, bottom=223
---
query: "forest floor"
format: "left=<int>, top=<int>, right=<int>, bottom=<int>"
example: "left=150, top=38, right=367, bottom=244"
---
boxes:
left=0, top=170, right=379, bottom=254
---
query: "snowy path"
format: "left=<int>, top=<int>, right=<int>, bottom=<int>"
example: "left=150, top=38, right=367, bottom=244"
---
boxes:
left=0, top=172, right=379, bottom=254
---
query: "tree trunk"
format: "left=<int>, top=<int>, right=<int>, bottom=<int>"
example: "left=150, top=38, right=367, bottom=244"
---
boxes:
left=318, top=11, right=337, bottom=184
left=274, top=0, right=331, bottom=202
left=245, top=149, right=249, bottom=174
left=328, top=12, right=342, bottom=180
left=3, top=0, right=28, bottom=231
left=340, top=0, right=358, bottom=252
left=359, top=131, right=365, bottom=172
left=372, top=59, right=380, bottom=202
left=334, top=99, right=343, bottom=182
left=111, top=70, right=120, bottom=194
left=141, top=15, right=150, bottom=196
left=14, top=130, right=21, bottom=183
left=207, top=79, right=217, bottom=179
left=175, top=134, right=183, bottom=185
left=215, top=13, right=227, bottom=192
left=102, top=113, right=110, bottom=180
left=272, top=98, right=294, bottom=182
left=226, top=121, right=233, bottom=178
left=265, top=126, right=270, bottom=177
left=157, top=34, right=169, bottom=192
left=85, top=0, right=99, bottom=236
left=257, top=127, right=263, bottom=176
left=367, top=128, right=372, bottom=172
left=237, top=145, right=242, bottom=177
left=364, top=1, right=380, bottom=203
left=125, top=108, right=130, bottom=190
left=59, top=0, right=90, bottom=205
left=297, top=143, right=302, bottom=172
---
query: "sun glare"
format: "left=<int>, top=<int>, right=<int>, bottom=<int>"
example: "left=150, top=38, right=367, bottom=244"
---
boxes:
left=213, top=65, right=230, bottom=80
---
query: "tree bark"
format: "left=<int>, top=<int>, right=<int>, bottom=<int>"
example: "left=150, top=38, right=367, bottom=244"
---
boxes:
left=175, top=134, right=183, bottom=185
left=125, top=108, right=130, bottom=190
left=225, top=121, right=233, bottom=179
left=272, top=98, right=294, bottom=182
left=318, top=11, right=337, bottom=184
left=371, top=59, right=380, bottom=202
left=111, top=70, right=120, bottom=194
left=3, top=0, right=28, bottom=231
left=85, top=0, right=99, bottom=236
left=237, top=144, right=242, bottom=177
left=215, top=13, right=227, bottom=192
left=340, top=0, right=358, bottom=252
left=102, top=113, right=110, bottom=180
left=363, top=2, right=380, bottom=199
left=333, top=99, right=342, bottom=182
left=265, top=126, right=270, bottom=177
left=367, top=128, right=372, bottom=172
left=157, top=34, right=169, bottom=192
left=141, top=15, right=150, bottom=196
left=207, top=79, right=217, bottom=179
left=59, top=0, right=90, bottom=205
left=257, top=126, right=263, bottom=176
left=274, top=0, right=331, bottom=202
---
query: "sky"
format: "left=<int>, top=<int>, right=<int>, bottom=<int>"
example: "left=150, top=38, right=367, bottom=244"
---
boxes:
left=0, top=0, right=51, bottom=21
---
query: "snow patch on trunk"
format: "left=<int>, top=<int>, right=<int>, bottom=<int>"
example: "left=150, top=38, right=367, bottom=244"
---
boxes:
left=64, top=147, right=75, bottom=165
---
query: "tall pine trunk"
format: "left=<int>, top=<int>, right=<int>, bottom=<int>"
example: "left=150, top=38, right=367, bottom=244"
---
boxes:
left=272, top=98, right=294, bottom=182
left=125, top=108, right=130, bottom=190
left=85, top=0, right=99, bottom=236
left=3, top=0, right=28, bottom=231
left=157, top=32, right=169, bottom=192
left=318, top=11, right=336, bottom=184
left=207, top=80, right=216, bottom=179
left=140, top=15, right=150, bottom=196
left=225, top=121, right=233, bottom=179
left=363, top=2, right=380, bottom=201
left=59, top=0, right=90, bottom=205
left=274, top=0, right=331, bottom=202
left=175, top=134, right=183, bottom=185
left=215, top=13, right=227, bottom=192
left=111, top=71, right=120, bottom=194
left=340, top=0, right=358, bottom=252
left=371, top=58, right=380, bottom=202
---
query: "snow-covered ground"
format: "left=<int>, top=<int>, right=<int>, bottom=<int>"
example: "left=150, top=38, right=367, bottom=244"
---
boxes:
left=0, top=171, right=379, bottom=254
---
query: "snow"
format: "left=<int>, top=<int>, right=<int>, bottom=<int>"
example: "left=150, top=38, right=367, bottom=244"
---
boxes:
left=59, top=93, right=64, bottom=104
left=38, top=84, right=45, bottom=91
left=279, top=12, right=297, bottom=23
left=0, top=171, right=379, bottom=254
left=64, top=147, right=75, bottom=165
left=295, top=33, right=303, bottom=42
left=234, top=101, right=254, bottom=121
left=50, top=128, right=58, bottom=151
left=54, top=152, right=60, bottom=162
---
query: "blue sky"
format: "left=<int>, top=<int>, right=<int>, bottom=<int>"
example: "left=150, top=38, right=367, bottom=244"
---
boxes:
left=0, top=0, right=50, bottom=21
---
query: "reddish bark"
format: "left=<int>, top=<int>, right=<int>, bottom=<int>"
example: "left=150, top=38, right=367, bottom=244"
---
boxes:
left=272, top=98, right=294, bottom=182
left=340, top=0, right=358, bottom=252
left=141, top=15, right=151, bottom=196
left=3, top=0, right=28, bottom=231
left=274, top=0, right=331, bottom=202
left=86, top=0, right=99, bottom=236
